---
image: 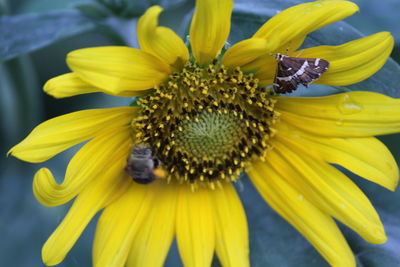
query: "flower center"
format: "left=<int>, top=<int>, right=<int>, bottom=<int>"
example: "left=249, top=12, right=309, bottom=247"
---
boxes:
left=176, top=110, right=243, bottom=159
left=133, top=60, right=279, bottom=186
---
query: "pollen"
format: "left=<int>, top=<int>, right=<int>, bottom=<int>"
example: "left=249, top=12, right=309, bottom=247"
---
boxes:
left=133, top=60, right=279, bottom=186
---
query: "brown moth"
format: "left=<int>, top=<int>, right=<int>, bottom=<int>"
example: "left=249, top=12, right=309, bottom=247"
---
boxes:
left=273, top=53, right=329, bottom=94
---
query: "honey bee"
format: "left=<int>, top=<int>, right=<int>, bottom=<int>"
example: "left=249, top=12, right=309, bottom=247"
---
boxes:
left=125, top=143, right=166, bottom=184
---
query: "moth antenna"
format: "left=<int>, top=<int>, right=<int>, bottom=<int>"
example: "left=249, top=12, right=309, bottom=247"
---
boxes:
left=285, top=41, right=292, bottom=56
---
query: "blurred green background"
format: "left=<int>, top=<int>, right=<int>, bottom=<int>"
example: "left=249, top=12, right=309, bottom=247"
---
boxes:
left=1, top=0, right=400, bottom=266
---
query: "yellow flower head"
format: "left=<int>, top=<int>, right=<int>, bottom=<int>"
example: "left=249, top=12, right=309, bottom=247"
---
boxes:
left=9, top=0, right=398, bottom=266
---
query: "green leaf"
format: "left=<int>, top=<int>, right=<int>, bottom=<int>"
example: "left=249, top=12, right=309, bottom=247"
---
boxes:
left=229, top=5, right=400, bottom=98
left=0, top=9, right=95, bottom=62
left=0, top=55, right=43, bottom=168
left=234, top=0, right=303, bottom=15
left=74, top=2, right=111, bottom=21
left=97, top=0, right=151, bottom=18
left=158, top=0, right=194, bottom=38
left=0, top=0, right=8, bottom=15
left=16, top=0, right=83, bottom=13
left=97, top=0, right=190, bottom=19
left=348, top=0, right=400, bottom=42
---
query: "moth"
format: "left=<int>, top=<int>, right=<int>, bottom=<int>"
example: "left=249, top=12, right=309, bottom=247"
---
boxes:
left=273, top=53, right=329, bottom=94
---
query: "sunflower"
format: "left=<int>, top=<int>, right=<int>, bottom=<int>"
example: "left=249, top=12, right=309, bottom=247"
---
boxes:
left=9, top=0, right=399, bottom=266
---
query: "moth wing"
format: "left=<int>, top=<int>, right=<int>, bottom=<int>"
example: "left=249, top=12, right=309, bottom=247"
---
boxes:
left=279, top=57, right=305, bottom=75
left=300, top=58, right=330, bottom=86
left=307, top=58, right=329, bottom=71
left=273, top=56, right=329, bottom=94
left=274, top=77, right=298, bottom=94
left=274, top=60, right=304, bottom=94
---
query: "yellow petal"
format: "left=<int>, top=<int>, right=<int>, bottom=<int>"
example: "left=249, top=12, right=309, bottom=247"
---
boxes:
left=9, top=107, right=137, bottom=162
left=93, top=182, right=157, bottom=267
left=253, top=32, right=393, bottom=86
left=222, top=38, right=279, bottom=68
left=248, top=163, right=356, bottom=267
left=269, top=138, right=386, bottom=244
left=211, top=183, right=249, bottom=267
left=239, top=0, right=359, bottom=78
left=190, top=0, right=233, bottom=65
left=33, top=127, right=131, bottom=207
left=126, top=182, right=178, bottom=267
left=240, top=36, right=305, bottom=75
left=41, top=149, right=131, bottom=266
left=176, top=185, right=215, bottom=267
left=278, top=122, right=399, bottom=191
left=244, top=54, right=276, bottom=81
left=67, top=47, right=171, bottom=93
left=44, top=72, right=99, bottom=98
left=276, top=92, right=400, bottom=137
left=44, top=73, right=147, bottom=98
left=137, top=6, right=189, bottom=69
left=298, top=32, right=394, bottom=86
left=253, top=0, right=359, bottom=52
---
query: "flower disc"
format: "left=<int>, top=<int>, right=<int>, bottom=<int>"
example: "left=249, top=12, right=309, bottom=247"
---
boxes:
left=133, top=60, right=279, bottom=185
